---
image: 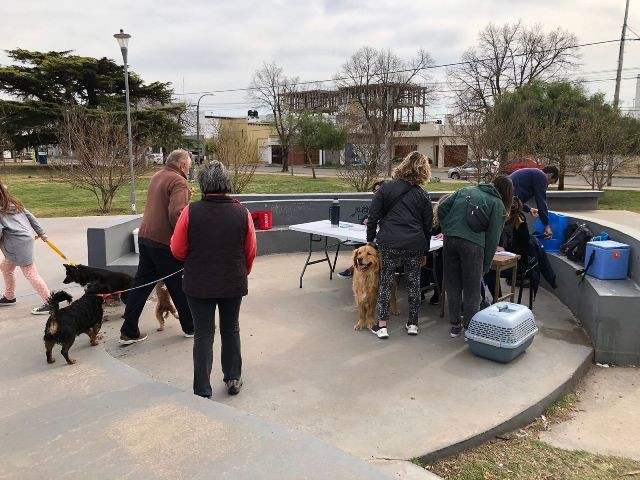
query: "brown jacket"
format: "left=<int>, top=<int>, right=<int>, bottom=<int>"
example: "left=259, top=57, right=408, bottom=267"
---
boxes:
left=138, top=164, right=191, bottom=246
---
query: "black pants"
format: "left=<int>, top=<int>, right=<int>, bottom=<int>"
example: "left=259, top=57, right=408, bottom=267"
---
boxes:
left=120, top=243, right=194, bottom=338
left=443, top=236, right=484, bottom=328
left=377, top=247, right=422, bottom=325
left=187, top=295, right=243, bottom=397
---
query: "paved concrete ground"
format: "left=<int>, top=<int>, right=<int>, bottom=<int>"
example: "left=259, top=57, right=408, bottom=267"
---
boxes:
left=540, top=365, right=640, bottom=461
left=103, top=251, right=592, bottom=461
left=0, top=216, right=595, bottom=478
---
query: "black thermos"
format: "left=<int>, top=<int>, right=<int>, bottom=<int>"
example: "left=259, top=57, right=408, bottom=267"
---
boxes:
left=329, top=198, right=340, bottom=227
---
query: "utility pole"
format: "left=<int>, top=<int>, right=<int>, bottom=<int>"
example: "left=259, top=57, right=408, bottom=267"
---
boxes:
left=614, top=0, right=631, bottom=110
left=610, top=0, right=630, bottom=186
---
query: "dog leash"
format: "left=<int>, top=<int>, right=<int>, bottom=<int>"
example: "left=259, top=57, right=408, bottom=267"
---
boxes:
left=94, top=268, right=185, bottom=299
left=36, top=236, right=77, bottom=266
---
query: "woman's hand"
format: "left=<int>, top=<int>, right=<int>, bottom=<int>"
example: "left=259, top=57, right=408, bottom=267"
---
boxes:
left=434, top=233, right=444, bottom=240
left=40, top=234, right=49, bottom=242
left=367, top=242, right=376, bottom=247
left=496, top=246, right=505, bottom=252
left=420, top=256, right=427, bottom=267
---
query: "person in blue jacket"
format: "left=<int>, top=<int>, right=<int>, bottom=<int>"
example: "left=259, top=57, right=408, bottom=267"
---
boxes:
left=509, top=166, right=559, bottom=237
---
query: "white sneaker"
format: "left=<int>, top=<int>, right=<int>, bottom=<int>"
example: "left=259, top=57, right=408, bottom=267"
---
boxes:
left=405, top=323, right=418, bottom=335
left=369, top=325, right=389, bottom=339
left=183, top=332, right=194, bottom=338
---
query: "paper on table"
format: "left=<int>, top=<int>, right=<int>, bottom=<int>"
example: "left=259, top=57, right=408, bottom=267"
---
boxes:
left=495, top=251, right=518, bottom=257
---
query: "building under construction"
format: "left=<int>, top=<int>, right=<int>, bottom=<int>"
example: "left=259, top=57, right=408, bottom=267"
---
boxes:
left=284, top=83, right=431, bottom=124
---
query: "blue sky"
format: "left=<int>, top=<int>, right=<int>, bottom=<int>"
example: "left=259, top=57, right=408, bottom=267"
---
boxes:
left=2, top=0, right=639, bottom=117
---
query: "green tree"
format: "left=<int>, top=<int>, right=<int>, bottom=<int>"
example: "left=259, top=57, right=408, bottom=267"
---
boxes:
left=0, top=49, right=179, bottom=151
left=293, top=112, right=346, bottom=179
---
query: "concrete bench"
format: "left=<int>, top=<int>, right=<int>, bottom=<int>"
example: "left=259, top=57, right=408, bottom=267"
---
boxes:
left=544, top=211, right=640, bottom=365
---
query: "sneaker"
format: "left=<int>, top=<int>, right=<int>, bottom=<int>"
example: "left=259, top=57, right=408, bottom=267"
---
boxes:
left=429, top=295, right=440, bottom=305
left=338, top=268, right=353, bottom=278
left=449, top=324, right=464, bottom=338
left=0, top=296, right=16, bottom=306
left=119, top=332, right=148, bottom=345
left=369, top=324, right=389, bottom=339
left=31, top=304, right=50, bottom=315
left=183, top=332, right=195, bottom=338
left=226, top=379, right=243, bottom=395
left=405, top=323, right=418, bottom=335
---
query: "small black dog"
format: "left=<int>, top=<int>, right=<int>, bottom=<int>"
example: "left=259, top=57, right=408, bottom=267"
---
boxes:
left=63, top=264, right=132, bottom=302
left=43, top=285, right=105, bottom=365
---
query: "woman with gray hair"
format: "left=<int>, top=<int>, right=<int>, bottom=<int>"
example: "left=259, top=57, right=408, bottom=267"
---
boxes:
left=171, top=161, right=257, bottom=398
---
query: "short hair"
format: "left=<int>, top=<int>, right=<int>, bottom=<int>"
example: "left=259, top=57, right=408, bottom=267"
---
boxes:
left=372, top=180, right=385, bottom=192
left=492, top=175, right=514, bottom=215
left=198, top=161, right=232, bottom=194
left=543, top=165, right=560, bottom=181
left=392, top=151, right=431, bottom=185
left=166, top=149, right=191, bottom=168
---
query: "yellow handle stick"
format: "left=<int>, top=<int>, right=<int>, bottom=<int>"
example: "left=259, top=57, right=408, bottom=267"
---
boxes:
left=35, top=236, right=76, bottom=266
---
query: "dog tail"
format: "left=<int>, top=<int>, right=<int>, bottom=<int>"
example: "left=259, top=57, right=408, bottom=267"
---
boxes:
left=46, top=291, right=73, bottom=335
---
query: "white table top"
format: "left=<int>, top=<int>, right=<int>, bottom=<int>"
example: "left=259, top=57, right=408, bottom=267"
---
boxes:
left=289, top=220, right=443, bottom=251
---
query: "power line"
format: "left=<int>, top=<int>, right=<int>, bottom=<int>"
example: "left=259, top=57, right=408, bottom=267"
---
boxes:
left=177, top=38, right=634, bottom=97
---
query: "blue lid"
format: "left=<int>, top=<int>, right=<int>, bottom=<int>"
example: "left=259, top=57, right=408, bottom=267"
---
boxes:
left=587, top=240, right=629, bottom=250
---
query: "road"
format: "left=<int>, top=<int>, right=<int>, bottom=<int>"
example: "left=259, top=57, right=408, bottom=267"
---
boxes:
left=255, top=165, right=640, bottom=189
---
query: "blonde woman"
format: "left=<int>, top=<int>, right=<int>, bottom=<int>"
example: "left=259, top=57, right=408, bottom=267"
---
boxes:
left=366, top=152, right=433, bottom=338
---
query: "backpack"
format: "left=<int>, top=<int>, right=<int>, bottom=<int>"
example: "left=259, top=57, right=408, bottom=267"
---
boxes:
left=560, top=223, right=593, bottom=263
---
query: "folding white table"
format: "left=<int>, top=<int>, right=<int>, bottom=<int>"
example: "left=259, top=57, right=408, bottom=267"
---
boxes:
left=289, top=220, right=443, bottom=288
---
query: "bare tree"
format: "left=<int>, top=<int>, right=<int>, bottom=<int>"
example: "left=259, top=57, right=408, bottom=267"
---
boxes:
left=248, top=62, right=298, bottom=172
left=449, top=22, right=578, bottom=114
left=56, top=107, right=149, bottom=213
left=335, top=47, right=434, bottom=175
left=209, top=122, right=259, bottom=193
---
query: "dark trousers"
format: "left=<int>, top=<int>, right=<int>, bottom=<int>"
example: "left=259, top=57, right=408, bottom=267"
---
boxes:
left=443, top=236, right=484, bottom=328
left=377, top=247, right=422, bottom=325
left=187, top=295, right=243, bottom=397
left=120, top=243, right=193, bottom=338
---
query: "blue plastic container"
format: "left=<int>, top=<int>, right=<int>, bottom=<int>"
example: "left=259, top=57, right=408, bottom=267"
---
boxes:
left=584, top=240, right=630, bottom=280
left=534, top=211, right=570, bottom=252
left=534, top=211, right=570, bottom=239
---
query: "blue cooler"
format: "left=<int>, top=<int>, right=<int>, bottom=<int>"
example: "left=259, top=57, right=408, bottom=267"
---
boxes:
left=465, top=303, right=537, bottom=363
left=534, top=211, right=570, bottom=253
left=584, top=240, right=630, bottom=280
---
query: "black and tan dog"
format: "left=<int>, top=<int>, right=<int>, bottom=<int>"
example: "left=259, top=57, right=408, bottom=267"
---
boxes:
left=154, top=281, right=179, bottom=331
left=63, top=264, right=132, bottom=303
left=43, top=285, right=105, bottom=365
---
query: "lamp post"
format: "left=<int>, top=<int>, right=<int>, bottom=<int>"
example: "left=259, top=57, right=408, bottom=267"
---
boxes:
left=114, top=29, right=137, bottom=215
left=195, top=93, right=215, bottom=180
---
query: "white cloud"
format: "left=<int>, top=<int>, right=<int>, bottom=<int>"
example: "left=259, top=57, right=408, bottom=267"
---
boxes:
left=2, top=0, right=639, bottom=116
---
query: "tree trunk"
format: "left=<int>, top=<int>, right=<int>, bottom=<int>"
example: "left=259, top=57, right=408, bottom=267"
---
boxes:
left=281, top=146, right=289, bottom=173
left=305, top=150, right=317, bottom=179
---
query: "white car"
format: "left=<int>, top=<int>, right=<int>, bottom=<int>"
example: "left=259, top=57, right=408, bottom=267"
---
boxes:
left=147, top=153, right=164, bottom=165
left=448, top=160, right=498, bottom=180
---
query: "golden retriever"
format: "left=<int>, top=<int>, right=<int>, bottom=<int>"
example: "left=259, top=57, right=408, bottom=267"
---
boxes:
left=155, top=282, right=179, bottom=331
left=352, top=245, right=399, bottom=331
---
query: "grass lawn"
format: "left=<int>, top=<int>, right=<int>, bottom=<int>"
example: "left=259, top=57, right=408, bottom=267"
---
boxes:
left=1, top=164, right=639, bottom=217
left=422, top=394, right=640, bottom=480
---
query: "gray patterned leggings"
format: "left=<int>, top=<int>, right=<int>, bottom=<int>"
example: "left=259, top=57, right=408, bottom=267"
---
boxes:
left=376, top=247, right=423, bottom=325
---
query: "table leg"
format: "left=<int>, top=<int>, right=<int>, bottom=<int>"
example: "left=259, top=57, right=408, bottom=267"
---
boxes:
left=510, top=263, right=517, bottom=302
left=493, top=267, right=501, bottom=304
left=299, top=234, right=335, bottom=288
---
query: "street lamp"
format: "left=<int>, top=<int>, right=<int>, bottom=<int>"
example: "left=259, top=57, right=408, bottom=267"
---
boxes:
left=114, top=29, right=137, bottom=215
left=194, top=93, right=215, bottom=180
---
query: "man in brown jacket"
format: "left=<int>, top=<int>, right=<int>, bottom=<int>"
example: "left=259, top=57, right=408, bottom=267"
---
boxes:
left=120, top=149, right=195, bottom=344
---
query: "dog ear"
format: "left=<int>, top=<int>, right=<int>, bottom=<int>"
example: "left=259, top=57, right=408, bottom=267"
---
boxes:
left=352, top=248, right=359, bottom=267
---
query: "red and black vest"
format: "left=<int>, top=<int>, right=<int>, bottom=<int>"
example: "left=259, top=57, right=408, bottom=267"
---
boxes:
left=183, top=196, right=249, bottom=298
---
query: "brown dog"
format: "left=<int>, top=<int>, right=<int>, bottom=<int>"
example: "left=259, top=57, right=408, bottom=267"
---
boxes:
left=155, top=282, right=179, bottom=331
left=352, top=245, right=399, bottom=331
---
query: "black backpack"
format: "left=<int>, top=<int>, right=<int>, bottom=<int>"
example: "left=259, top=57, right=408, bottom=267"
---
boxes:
left=560, top=223, right=594, bottom=263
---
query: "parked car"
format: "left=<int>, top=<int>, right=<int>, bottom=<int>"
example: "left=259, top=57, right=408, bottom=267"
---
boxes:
left=447, top=160, right=499, bottom=180
left=504, top=157, right=546, bottom=174
left=146, top=153, right=164, bottom=165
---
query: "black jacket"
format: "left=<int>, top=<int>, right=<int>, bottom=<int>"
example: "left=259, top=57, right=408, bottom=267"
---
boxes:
left=366, top=179, right=433, bottom=252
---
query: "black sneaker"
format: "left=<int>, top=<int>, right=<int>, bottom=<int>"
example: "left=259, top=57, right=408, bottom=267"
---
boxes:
left=429, top=295, right=440, bottom=305
left=226, top=379, right=243, bottom=395
left=0, top=296, right=16, bottom=306
left=338, top=268, right=353, bottom=278
left=119, top=332, right=148, bottom=345
left=31, top=304, right=50, bottom=315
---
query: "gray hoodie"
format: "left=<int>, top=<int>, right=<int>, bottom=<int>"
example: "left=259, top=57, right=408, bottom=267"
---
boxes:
left=0, top=207, right=46, bottom=266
